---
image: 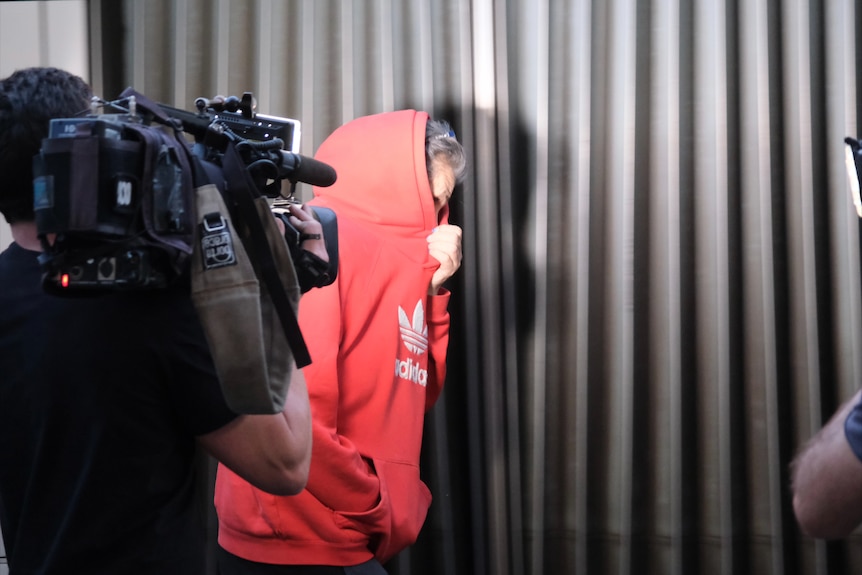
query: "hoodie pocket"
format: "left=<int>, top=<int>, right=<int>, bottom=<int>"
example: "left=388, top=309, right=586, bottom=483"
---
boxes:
left=333, top=457, right=432, bottom=563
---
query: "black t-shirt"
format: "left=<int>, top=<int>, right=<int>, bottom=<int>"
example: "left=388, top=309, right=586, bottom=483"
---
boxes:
left=0, top=242, right=237, bottom=574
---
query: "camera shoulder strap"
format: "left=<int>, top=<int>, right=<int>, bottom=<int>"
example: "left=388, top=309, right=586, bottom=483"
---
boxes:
left=220, top=141, right=311, bottom=368
left=189, top=142, right=310, bottom=414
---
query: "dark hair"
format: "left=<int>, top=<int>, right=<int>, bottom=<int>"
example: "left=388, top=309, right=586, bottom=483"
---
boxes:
left=425, top=118, right=467, bottom=186
left=0, top=67, right=92, bottom=223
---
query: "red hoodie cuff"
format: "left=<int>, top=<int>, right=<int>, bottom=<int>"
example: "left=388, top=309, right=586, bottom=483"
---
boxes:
left=427, top=288, right=451, bottom=319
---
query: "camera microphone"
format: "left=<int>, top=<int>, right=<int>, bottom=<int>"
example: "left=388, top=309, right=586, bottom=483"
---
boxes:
left=278, top=152, right=337, bottom=187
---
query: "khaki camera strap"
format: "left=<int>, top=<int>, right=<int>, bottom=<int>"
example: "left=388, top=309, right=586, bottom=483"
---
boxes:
left=189, top=142, right=310, bottom=414
left=220, top=140, right=311, bottom=370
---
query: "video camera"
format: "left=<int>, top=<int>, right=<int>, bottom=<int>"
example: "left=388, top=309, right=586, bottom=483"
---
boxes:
left=32, top=89, right=338, bottom=294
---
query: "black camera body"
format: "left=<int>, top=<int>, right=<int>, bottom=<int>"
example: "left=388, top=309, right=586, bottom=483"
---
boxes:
left=48, top=247, right=167, bottom=289
left=33, top=91, right=338, bottom=294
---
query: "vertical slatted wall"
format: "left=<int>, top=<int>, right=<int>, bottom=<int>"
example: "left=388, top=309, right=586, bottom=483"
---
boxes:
left=7, top=0, right=860, bottom=573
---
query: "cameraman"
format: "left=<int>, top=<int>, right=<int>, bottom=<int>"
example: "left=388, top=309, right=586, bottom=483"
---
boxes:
left=0, top=67, right=312, bottom=574
left=214, top=111, right=466, bottom=574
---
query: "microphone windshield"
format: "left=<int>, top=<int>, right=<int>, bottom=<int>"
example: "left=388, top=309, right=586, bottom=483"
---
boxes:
left=282, top=152, right=337, bottom=187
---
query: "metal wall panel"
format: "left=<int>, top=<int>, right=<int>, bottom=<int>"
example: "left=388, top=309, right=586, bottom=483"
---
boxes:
left=0, top=0, right=855, bottom=573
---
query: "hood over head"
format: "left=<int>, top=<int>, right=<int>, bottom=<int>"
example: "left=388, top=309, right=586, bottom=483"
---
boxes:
left=310, top=110, right=447, bottom=237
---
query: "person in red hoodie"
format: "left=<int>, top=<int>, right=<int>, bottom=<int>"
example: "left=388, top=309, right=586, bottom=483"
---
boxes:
left=214, top=109, right=467, bottom=574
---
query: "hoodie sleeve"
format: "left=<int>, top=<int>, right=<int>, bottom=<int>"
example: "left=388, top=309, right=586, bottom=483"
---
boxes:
left=424, top=288, right=451, bottom=410
left=296, top=279, right=383, bottom=514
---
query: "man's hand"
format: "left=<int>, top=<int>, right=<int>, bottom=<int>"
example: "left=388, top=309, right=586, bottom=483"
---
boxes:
left=427, top=224, right=462, bottom=295
left=273, top=204, right=329, bottom=262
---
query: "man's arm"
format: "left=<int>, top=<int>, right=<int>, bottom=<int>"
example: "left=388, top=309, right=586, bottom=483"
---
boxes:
left=791, top=389, right=862, bottom=538
left=196, top=367, right=312, bottom=496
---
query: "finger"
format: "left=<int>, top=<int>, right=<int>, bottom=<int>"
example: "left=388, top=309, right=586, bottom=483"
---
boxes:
left=429, top=224, right=462, bottom=235
left=428, top=245, right=461, bottom=267
left=427, top=230, right=461, bottom=244
left=428, top=251, right=452, bottom=269
left=426, top=239, right=462, bottom=257
left=290, top=221, right=323, bottom=239
left=427, top=227, right=462, bottom=243
left=288, top=203, right=312, bottom=220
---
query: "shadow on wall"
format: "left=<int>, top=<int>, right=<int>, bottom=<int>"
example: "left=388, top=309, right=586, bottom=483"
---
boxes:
left=385, top=101, right=541, bottom=575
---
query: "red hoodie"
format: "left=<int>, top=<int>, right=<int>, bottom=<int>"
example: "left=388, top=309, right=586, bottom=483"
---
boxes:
left=214, top=110, right=452, bottom=565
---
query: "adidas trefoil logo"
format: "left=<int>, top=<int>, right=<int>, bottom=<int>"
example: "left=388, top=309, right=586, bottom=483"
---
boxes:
left=398, top=300, right=428, bottom=355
